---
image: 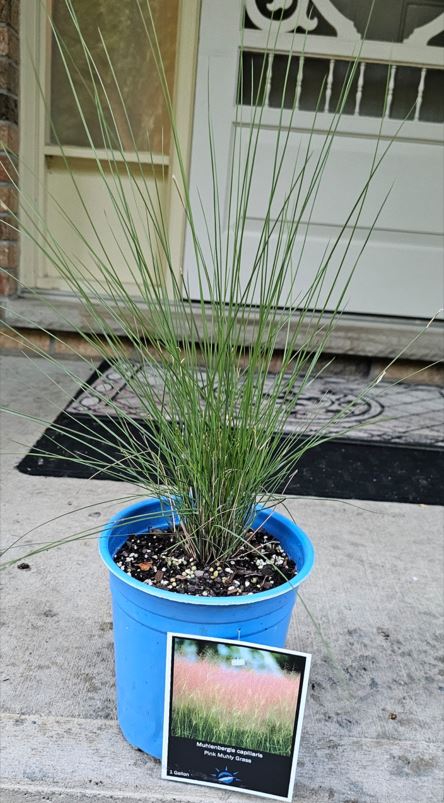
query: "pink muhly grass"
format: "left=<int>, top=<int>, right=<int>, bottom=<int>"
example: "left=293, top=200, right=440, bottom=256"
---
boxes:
left=172, top=656, right=300, bottom=750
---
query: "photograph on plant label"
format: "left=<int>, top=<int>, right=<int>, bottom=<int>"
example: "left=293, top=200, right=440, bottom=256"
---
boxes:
left=162, top=634, right=311, bottom=800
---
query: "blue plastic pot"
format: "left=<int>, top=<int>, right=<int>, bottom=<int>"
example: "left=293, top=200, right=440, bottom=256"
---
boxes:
left=99, top=497, right=314, bottom=759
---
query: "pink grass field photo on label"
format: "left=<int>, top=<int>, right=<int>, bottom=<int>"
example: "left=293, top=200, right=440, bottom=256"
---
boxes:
left=171, top=654, right=301, bottom=755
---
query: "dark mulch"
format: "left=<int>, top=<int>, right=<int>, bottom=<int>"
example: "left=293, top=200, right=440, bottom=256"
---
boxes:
left=113, top=528, right=296, bottom=597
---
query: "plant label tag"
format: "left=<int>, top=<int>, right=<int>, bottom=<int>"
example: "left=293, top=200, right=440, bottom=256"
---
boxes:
left=161, top=633, right=311, bottom=801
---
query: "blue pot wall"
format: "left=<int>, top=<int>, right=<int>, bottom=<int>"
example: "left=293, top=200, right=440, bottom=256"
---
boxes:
left=99, top=497, right=314, bottom=759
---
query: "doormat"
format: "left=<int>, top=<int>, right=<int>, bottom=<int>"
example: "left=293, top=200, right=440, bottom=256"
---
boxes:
left=17, top=361, right=444, bottom=505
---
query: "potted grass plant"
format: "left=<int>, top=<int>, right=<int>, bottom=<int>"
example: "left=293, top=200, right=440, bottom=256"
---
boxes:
left=0, top=0, right=405, bottom=759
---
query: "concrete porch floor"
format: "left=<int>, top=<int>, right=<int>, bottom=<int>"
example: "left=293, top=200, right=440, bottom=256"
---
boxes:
left=0, top=354, right=443, bottom=803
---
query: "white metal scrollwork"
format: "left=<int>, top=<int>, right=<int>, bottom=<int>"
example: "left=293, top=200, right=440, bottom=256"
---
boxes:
left=245, top=0, right=316, bottom=34
left=404, top=11, right=444, bottom=46
left=245, top=0, right=360, bottom=39
left=313, top=0, right=360, bottom=39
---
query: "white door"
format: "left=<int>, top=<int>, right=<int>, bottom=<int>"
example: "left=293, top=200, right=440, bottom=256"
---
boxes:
left=184, top=0, right=444, bottom=319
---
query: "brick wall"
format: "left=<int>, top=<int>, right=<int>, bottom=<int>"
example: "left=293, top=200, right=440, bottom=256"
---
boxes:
left=0, top=0, right=19, bottom=297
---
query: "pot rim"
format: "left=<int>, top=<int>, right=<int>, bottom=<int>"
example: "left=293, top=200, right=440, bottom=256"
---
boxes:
left=99, top=497, right=314, bottom=607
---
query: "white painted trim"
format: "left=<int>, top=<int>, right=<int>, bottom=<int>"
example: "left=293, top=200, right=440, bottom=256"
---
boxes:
left=44, top=0, right=54, bottom=147
left=43, top=145, right=169, bottom=166
left=183, top=0, right=242, bottom=295
left=236, top=106, right=444, bottom=144
left=19, top=1, right=48, bottom=288
left=242, top=30, right=444, bottom=69
left=165, top=0, right=202, bottom=290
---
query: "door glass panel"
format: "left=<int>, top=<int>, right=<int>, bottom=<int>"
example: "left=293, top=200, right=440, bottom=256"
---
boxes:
left=49, top=0, right=179, bottom=153
left=239, top=0, right=444, bottom=123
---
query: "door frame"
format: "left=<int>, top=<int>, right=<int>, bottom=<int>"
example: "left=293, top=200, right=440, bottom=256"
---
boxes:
left=18, top=0, right=201, bottom=293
